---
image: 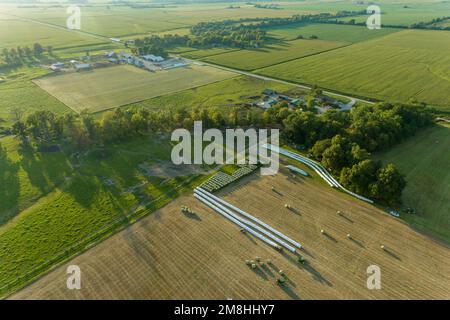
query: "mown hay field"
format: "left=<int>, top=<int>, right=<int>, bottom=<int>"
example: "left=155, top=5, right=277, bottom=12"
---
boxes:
left=257, top=30, right=450, bottom=109
left=33, top=64, right=236, bottom=113
left=10, top=168, right=450, bottom=299
left=202, top=39, right=347, bottom=71
left=375, top=123, right=450, bottom=243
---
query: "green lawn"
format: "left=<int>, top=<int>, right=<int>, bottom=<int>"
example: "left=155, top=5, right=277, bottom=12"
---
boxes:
left=257, top=30, right=450, bottom=109
left=375, top=123, right=450, bottom=243
left=0, top=134, right=209, bottom=296
left=202, top=38, right=347, bottom=71
left=33, top=64, right=237, bottom=113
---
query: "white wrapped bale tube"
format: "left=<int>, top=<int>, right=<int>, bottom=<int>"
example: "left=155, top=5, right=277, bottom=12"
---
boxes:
left=195, top=190, right=297, bottom=253
left=193, top=194, right=282, bottom=251
left=196, top=188, right=302, bottom=249
left=263, top=144, right=373, bottom=204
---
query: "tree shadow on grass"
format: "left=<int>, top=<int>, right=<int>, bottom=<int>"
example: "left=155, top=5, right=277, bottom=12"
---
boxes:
left=18, top=143, right=73, bottom=194
left=65, top=174, right=99, bottom=208
left=0, top=144, right=20, bottom=226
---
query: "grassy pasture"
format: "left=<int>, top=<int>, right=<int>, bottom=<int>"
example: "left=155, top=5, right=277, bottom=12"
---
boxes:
left=128, top=75, right=294, bottom=111
left=10, top=171, right=450, bottom=299
left=33, top=64, right=236, bottom=113
left=375, top=123, right=450, bottom=243
left=258, top=30, right=450, bottom=109
left=0, top=68, right=71, bottom=126
left=265, top=23, right=400, bottom=42
left=0, top=134, right=209, bottom=296
left=201, top=38, right=347, bottom=71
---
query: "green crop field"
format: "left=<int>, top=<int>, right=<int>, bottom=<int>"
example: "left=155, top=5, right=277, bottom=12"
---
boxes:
left=201, top=38, right=347, bottom=71
left=0, top=15, right=107, bottom=49
left=258, top=29, right=450, bottom=109
left=0, top=134, right=209, bottom=295
left=334, top=1, right=450, bottom=26
left=0, top=3, right=316, bottom=39
left=265, top=23, right=400, bottom=43
left=180, top=48, right=241, bottom=59
left=33, top=64, right=236, bottom=113
left=375, top=123, right=450, bottom=243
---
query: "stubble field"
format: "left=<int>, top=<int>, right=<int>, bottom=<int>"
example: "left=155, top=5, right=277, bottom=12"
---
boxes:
left=10, top=168, right=450, bottom=299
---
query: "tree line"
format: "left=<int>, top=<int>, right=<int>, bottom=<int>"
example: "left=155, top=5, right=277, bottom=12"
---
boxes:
left=1, top=43, right=51, bottom=68
left=10, top=101, right=432, bottom=205
left=131, top=10, right=366, bottom=55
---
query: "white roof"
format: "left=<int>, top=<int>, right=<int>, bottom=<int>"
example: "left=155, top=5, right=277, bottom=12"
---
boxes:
left=142, top=54, right=164, bottom=61
left=75, top=63, right=91, bottom=69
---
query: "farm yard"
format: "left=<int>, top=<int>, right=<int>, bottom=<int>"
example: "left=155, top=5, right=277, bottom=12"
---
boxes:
left=257, top=30, right=450, bottom=109
left=33, top=64, right=236, bottom=113
left=375, top=123, right=450, bottom=243
left=10, top=169, right=450, bottom=299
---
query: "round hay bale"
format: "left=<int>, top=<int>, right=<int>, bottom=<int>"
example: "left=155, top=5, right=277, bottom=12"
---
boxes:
left=320, top=229, right=324, bottom=234
left=251, top=263, right=256, bottom=269
left=347, top=233, right=351, bottom=239
left=381, top=245, right=385, bottom=250
left=266, top=259, right=271, bottom=264
left=278, top=270, right=284, bottom=275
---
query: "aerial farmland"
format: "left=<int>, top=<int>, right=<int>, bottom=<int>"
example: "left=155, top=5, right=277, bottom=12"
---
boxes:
left=0, top=0, right=449, bottom=306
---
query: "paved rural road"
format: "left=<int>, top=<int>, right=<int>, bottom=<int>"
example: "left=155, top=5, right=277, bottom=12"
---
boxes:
left=181, top=57, right=374, bottom=105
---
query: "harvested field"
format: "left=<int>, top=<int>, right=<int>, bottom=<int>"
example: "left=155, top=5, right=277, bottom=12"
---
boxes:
left=10, top=167, right=450, bottom=299
left=33, top=64, right=236, bottom=113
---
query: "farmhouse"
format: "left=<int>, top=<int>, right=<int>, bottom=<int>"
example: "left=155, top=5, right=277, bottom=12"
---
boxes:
left=50, top=62, right=64, bottom=71
left=263, top=88, right=276, bottom=96
left=142, top=54, right=165, bottom=62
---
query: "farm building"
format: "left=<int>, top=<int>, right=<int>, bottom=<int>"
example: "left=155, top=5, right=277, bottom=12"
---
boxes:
left=50, top=62, right=65, bottom=71
left=74, top=63, right=92, bottom=71
left=262, top=88, right=276, bottom=96
left=142, top=54, right=165, bottom=62
left=289, top=98, right=303, bottom=107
